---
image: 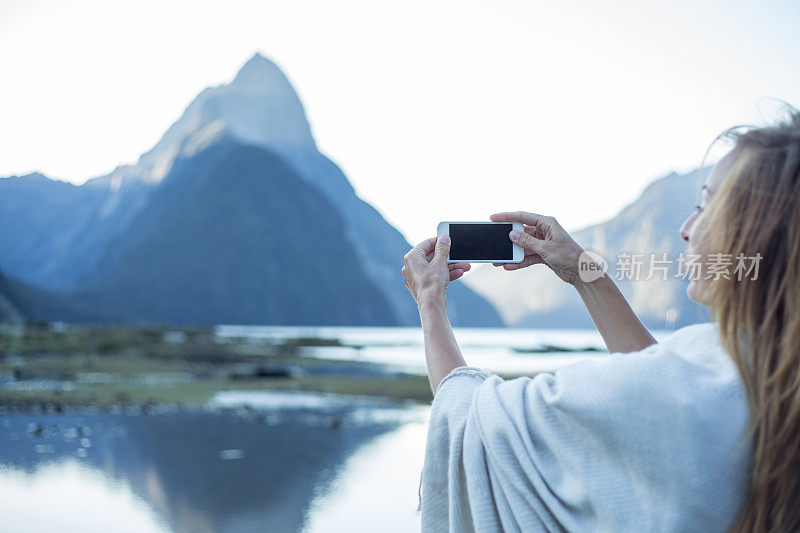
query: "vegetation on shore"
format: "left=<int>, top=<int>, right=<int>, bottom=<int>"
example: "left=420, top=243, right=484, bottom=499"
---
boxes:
left=0, top=325, right=438, bottom=409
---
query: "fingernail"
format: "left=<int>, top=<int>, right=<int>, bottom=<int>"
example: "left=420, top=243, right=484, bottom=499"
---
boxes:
left=441, top=235, right=450, bottom=244
left=510, top=230, right=520, bottom=241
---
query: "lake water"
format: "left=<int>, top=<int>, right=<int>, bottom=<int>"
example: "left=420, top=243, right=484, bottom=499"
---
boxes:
left=215, top=325, right=675, bottom=375
left=0, top=326, right=675, bottom=532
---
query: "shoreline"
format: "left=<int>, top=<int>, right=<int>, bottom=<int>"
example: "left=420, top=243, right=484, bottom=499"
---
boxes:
left=1, top=325, right=437, bottom=411
left=0, top=324, right=544, bottom=413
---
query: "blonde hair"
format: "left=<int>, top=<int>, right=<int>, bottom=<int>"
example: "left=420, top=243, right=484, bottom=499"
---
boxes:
left=701, top=103, right=800, bottom=531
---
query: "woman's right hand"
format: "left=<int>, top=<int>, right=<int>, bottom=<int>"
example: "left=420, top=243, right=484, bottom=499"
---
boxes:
left=489, top=211, right=585, bottom=285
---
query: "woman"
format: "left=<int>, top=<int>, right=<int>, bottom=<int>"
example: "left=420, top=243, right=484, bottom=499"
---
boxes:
left=402, top=107, right=800, bottom=532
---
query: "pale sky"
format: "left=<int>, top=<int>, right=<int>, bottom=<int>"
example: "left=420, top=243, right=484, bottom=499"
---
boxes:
left=2, top=0, right=799, bottom=244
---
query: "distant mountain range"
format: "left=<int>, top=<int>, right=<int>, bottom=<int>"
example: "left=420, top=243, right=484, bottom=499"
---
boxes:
left=0, top=54, right=715, bottom=330
left=0, top=53, right=501, bottom=326
left=463, top=169, right=712, bottom=329
left=464, top=168, right=711, bottom=329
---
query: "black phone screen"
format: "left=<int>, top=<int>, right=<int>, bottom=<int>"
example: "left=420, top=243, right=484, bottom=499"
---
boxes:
left=448, top=223, right=513, bottom=260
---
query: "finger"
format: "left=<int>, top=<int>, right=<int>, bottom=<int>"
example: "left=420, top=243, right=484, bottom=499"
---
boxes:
left=413, top=237, right=437, bottom=257
left=423, top=238, right=453, bottom=264
left=503, top=255, right=543, bottom=270
left=510, top=229, right=548, bottom=256
left=449, top=268, right=465, bottom=281
left=489, top=211, right=554, bottom=227
left=407, top=237, right=437, bottom=266
left=432, top=235, right=451, bottom=265
left=425, top=252, right=470, bottom=268
left=524, top=224, right=546, bottom=240
left=496, top=255, right=550, bottom=267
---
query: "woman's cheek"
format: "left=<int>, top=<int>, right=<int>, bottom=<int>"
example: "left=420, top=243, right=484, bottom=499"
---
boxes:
left=687, top=277, right=707, bottom=304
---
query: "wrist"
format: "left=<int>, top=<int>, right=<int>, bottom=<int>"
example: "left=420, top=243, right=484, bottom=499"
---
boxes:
left=573, top=271, right=613, bottom=295
left=569, top=247, right=610, bottom=288
left=418, top=291, right=446, bottom=312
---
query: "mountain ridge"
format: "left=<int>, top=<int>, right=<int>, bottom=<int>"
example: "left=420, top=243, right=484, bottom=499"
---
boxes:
left=77, top=137, right=399, bottom=325
left=464, top=168, right=711, bottom=329
left=0, top=53, right=502, bottom=326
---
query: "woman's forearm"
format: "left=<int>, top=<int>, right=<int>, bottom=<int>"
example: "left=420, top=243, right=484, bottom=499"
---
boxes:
left=573, top=274, right=657, bottom=354
left=419, top=295, right=466, bottom=395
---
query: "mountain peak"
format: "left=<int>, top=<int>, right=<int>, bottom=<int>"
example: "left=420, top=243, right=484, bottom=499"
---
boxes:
left=19, top=172, right=49, bottom=181
left=86, top=52, right=314, bottom=189
left=243, top=52, right=272, bottom=68
left=231, top=52, right=290, bottom=92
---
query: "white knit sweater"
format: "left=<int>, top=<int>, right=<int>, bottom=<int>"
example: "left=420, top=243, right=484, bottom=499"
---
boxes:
left=418, top=323, right=752, bottom=532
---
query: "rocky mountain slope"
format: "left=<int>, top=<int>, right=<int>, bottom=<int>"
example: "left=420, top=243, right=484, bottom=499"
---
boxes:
left=0, top=54, right=501, bottom=326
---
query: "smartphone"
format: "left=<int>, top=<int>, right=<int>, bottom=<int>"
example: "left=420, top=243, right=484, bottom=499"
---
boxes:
left=437, top=221, right=525, bottom=263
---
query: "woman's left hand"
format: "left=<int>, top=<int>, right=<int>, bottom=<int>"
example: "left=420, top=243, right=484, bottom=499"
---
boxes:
left=402, top=235, right=471, bottom=304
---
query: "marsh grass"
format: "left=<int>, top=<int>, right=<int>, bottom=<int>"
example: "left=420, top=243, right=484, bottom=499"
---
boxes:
left=0, top=325, right=436, bottom=408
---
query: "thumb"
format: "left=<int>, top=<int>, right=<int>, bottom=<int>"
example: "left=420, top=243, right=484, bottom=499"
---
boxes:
left=433, top=234, right=450, bottom=264
left=510, top=230, right=547, bottom=256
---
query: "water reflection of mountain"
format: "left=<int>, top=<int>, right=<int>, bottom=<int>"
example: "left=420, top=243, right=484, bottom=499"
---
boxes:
left=1, top=409, right=404, bottom=532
